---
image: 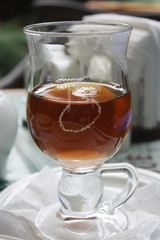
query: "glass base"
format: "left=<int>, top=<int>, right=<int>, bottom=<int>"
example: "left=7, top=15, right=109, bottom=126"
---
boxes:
left=35, top=203, right=128, bottom=240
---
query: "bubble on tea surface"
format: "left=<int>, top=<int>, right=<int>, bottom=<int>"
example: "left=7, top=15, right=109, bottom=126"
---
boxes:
left=59, top=85, right=101, bottom=133
left=72, top=86, right=98, bottom=98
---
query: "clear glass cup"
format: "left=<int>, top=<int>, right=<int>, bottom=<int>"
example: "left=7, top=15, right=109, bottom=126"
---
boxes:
left=24, top=21, right=138, bottom=240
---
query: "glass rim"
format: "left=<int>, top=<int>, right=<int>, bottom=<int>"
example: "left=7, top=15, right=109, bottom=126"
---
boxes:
left=23, top=20, right=132, bottom=37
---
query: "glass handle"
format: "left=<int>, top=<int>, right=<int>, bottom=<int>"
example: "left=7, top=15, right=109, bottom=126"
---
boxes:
left=100, top=163, right=139, bottom=214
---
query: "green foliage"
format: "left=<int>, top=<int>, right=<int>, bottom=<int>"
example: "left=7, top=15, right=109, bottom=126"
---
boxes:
left=0, top=20, right=27, bottom=78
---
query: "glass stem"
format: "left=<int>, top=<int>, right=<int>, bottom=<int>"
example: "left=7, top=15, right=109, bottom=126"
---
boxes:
left=58, top=166, right=103, bottom=218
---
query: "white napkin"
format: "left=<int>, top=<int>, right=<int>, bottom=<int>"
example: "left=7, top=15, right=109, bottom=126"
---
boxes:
left=0, top=168, right=60, bottom=240
left=0, top=210, right=43, bottom=240
left=83, top=14, right=160, bottom=129
left=0, top=167, right=160, bottom=239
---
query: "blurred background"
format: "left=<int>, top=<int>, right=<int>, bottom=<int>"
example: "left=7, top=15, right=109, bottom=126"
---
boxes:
left=0, top=0, right=160, bottom=89
left=1, top=0, right=160, bottom=139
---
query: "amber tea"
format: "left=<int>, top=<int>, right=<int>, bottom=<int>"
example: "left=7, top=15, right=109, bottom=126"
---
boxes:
left=27, top=81, right=131, bottom=166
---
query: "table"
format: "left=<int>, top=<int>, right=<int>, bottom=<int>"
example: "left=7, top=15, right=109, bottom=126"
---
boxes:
left=1, top=89, right=160, bottom=189
left=85, top=1, right=160, bottom=21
